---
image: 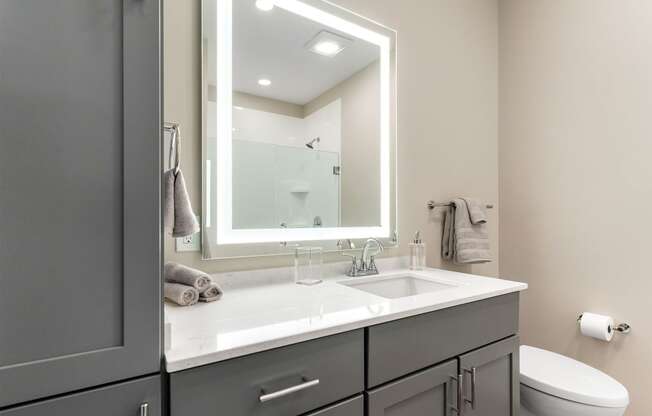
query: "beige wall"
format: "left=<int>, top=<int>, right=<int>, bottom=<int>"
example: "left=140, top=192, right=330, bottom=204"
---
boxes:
left=499, top=1, right=652, bottom=415
left=233, top=91, right=304, bottom=118
left=164, top=0, right=499, bottom=277
left=305, top=61, right=381, bottom=227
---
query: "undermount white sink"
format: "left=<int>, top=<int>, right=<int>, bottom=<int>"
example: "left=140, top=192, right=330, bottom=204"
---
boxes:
left=339, top=274, right=458, bottom=299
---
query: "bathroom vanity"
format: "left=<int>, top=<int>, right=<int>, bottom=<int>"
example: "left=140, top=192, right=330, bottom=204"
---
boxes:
left=165, top=268, right=526, bottom=416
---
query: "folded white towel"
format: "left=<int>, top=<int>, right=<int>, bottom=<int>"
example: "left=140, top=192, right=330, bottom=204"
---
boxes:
left=164, top=262, right=211, bottom=291
left=164, top=283, right=199, bottom=306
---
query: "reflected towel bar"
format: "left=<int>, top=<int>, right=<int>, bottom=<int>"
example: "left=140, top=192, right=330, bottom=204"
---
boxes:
left=427, top=200, right=494, bottom=210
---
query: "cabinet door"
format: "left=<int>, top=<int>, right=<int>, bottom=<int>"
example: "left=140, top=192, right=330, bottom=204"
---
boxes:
left=0, top=0, right=161, bottom=407
left=306, top=396, right=363, bottom=416
left=0, top=375, right=160, bottom=416
left=459, top=336, right=520, bottom=416
left=367, top=359, right=458, bottom=416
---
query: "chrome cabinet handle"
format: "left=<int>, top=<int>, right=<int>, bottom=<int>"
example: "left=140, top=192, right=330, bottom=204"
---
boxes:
left=259, top=378, right=320, bottom=403
left=464, top=367, right=477, bottom=409
left=448, top=374, right=464, bottom=415
left=139, top=403, right=149, bottom=416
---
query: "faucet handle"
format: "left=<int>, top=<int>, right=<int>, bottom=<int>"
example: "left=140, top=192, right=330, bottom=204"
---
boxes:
left=340, top=251, right=359, bottom=276
left=364, top=238, right=384, bottom=258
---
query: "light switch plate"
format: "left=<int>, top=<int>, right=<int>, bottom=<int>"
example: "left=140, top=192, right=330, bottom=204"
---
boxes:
left=175, top=216, right=201, bottom=252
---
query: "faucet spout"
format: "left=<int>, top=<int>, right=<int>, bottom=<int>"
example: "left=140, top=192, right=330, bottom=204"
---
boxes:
left=360, top=238, right=384, bottom=276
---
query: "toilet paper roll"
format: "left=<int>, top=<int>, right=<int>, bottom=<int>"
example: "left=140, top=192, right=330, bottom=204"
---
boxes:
left=580, top=312, right=615, bottom=342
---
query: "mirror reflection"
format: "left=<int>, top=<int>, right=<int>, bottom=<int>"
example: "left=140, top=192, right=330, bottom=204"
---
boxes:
left=232, top=0, right=381, bottom=229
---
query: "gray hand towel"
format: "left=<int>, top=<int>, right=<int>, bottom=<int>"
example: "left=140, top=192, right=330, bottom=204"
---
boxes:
left=163, top=169, right=175, bottom=231
left=461, top=197, right=487, bottom=225
left=163, top=168, right=200, bottom=238
left=441, top=199, right=491, bottom=264
left=164, top=283, right=199, bottom=306
left=164, top=262, right=211, bottom=291
left=199, top=282, right=223, bottom=303
left=442, top=206, right=456, bottom=261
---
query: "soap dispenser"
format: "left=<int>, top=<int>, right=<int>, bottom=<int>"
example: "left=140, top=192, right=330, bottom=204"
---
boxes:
left=409, top=231, right=426, bottom=270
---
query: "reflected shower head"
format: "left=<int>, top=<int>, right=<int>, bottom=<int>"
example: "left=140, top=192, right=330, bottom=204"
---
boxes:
left=305, top=137, right=320, bottom=149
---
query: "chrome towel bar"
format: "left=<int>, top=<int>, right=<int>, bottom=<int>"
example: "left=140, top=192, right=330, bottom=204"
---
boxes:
left=427, top=200, right=494, bottom=210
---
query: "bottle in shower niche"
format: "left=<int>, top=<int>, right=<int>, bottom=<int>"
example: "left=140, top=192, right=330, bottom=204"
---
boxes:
left=409, top=231, right=426, bottom=270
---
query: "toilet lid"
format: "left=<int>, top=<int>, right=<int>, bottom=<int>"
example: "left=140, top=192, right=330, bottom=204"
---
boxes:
left=520, top=346, right=629, bottom=408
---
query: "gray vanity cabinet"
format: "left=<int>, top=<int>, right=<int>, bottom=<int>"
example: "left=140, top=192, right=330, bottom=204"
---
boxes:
left=0, top=0, right=161, bottom=409
left=0, top=376, right=161, bottom=416
left=366, top=294, right=519, bottom=387
left=367, top=360, right=458, bottom=416
left=169, top=330, right=365, bottom=416
left=459, top=336, right=520, bottom=416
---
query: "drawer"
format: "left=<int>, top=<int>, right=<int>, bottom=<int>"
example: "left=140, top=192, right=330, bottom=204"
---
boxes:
left=367, top=293, right=518, bottom=387
left=170, top=330, right=364, bottom=416
left=0, top=375, right=160, bottom=416
left=305, top=396, right=363, bottom=416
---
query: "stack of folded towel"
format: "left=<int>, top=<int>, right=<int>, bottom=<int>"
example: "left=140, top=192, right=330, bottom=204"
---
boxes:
left=441, top=198, right=492, bottom=264
left=163, top=262, right=223, bottom=306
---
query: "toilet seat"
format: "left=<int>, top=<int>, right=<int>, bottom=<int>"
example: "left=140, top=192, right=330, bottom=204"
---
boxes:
left=520, top=346, right=629, bottom=408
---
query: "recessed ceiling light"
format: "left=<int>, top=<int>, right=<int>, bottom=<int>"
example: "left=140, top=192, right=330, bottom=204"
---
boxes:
left=255, top=0, right=274, bottom=11
left=258, top=78, right=272, bottom=87
left=233, top=106, right=244, bottom=110
left=313, top=41, right=342, bottom=56
left=305, top=30, right=352, bottom=57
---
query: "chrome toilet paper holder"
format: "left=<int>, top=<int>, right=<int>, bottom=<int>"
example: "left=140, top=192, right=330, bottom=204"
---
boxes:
left=577, top=314, right=631, bottom=334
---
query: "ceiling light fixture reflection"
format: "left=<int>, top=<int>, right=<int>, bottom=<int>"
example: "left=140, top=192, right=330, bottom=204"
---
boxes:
left=305, top=30, right=352, bottom=57
left=255, top=0, right=274, bottom=11
left=257, top=78, right=272, bottom=87
left=313, top=41, right=342, bottom=56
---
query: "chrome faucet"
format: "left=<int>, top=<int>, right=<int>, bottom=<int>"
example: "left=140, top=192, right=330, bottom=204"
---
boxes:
left=342, top=238, right=384, bottom=277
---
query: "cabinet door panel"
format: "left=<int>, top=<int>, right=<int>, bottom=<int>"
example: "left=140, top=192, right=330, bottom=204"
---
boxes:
left=367, top=359, right=458, bottom=416
left=0, top=376, right=160, bottom=416
left=459, top=336, right=519, bottom=416
left=0, top=0, right=161, bottom=407
left=306, top=396, right=363, bottom=416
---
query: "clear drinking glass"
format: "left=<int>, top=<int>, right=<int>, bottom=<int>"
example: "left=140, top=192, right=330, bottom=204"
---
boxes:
left=294, top=246, right=323, bottom=285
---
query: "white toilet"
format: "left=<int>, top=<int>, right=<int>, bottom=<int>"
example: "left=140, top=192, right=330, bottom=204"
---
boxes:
left=520, top=346, right=629, bottom=416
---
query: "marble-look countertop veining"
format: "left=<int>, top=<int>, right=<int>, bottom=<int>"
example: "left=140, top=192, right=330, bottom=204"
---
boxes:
left=164, top=264, right=527, bottom=372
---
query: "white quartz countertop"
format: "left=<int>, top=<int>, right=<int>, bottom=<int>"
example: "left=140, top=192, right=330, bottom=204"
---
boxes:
left=164, top=267, right=527, bottom=372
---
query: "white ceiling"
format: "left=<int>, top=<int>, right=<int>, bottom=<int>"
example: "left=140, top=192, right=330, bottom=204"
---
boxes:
left=231, top=0, right=380, bottom=105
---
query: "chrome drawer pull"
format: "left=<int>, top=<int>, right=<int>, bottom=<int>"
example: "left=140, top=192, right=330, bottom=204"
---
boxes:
left=448, top=374, right=463, bottom=414
left=259, top=378, right=320, bottom=403
left=140, top=403, right=149, bottom=416
left=464, top=367, right=477, bottom=409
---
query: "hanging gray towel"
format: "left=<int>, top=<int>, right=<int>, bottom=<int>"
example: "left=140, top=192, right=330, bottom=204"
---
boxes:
left=441, top=206, right=456, bottom=261
left=164, top=283, right=199, bottom=306
left=199, top=282, right=223, bottom=303
left=164, top=169, right=200, bottom=238
left=441, top=199, right=491, bottom=264
left=163, top=123, right=199, bottom=238
left=164, top=262, right=211, bottom=291
left=461, top=197, right=487, bottom=225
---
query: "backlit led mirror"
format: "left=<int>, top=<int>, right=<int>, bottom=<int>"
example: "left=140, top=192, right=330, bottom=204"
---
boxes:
left=202, top=0, right=397, bottom=258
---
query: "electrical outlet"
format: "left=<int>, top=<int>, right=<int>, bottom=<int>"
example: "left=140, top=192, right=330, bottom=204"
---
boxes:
left=175, top=217, right=201, bottom=252
left=176, top=231, right=200, bottom=252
